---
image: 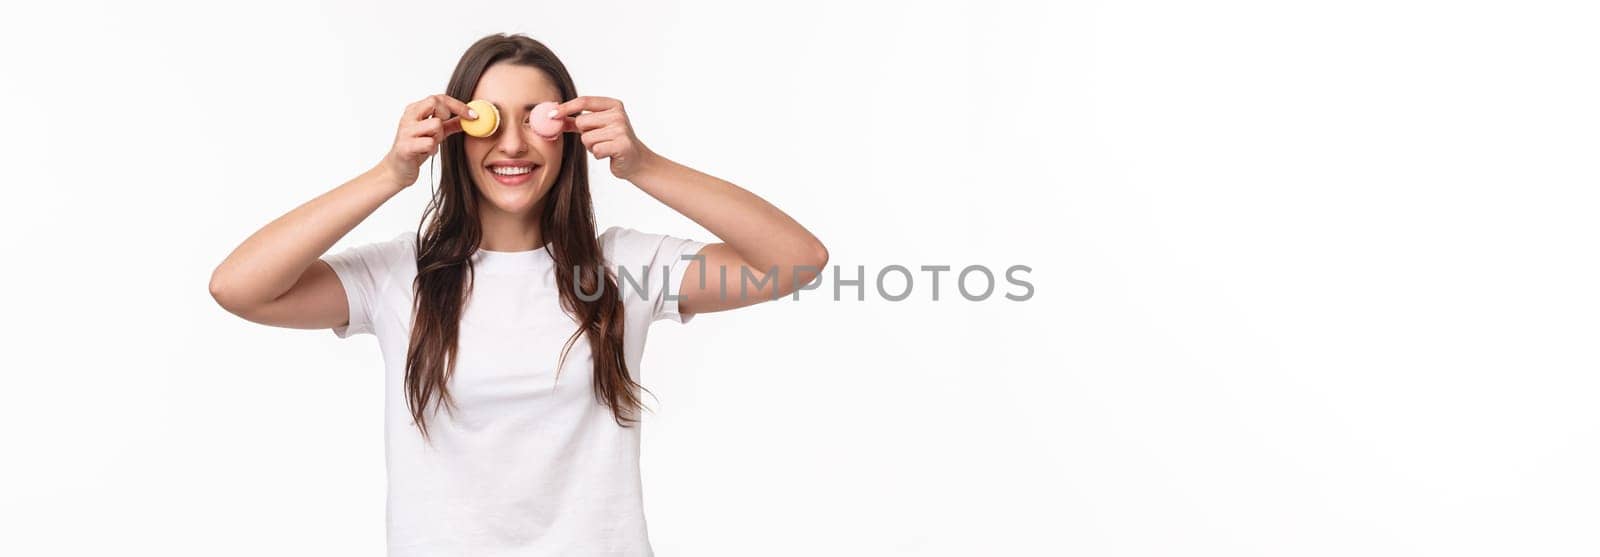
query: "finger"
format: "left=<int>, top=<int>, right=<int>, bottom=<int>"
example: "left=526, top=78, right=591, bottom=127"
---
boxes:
left=557, top=115, right=581, bottom=134
left=561, top=114, right=590, bottom=134
left=410, top=121, right=451, bottom=148
left=406, top=137, right=436, bottom=159
left=412, top=108, right=463, bottom=137
left=580, top=126, right=622, bottom=147
left=441, top=117, right=464, bottom=137
left=560, top=111, right=615, bottom=134
left=431, top=94, right=476, bottom=120
left=428, top=102, right=450, bottom=124
left=590, top=140, right=619, bottom=160
left=404, top=98, right=436, bottom=122
left=423, top=96, right=470, bottom=132
left=552, top=95, right=622, bottom=120
left=552, top=109, right=584, bottom=135
left=571, top=111, right=620, bottom=133
left=415, top=117, right=444, bottom=138
left=417, top=114, right=461, bottom=137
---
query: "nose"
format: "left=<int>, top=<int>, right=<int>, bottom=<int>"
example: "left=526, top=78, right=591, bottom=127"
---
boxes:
left=496, top=116, right=529, bottom=156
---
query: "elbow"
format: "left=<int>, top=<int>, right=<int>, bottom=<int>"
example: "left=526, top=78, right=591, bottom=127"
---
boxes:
left=780, top=239, right=828, bottom=296
left=209, top=267, right=245, bottom=315
left=805, top=237, right=829, bottom=271
left=209, top=269, right=232, bottom=309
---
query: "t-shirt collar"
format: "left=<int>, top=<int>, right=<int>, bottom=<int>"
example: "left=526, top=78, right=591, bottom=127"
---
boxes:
left=470, top=243, right=554, bottom=274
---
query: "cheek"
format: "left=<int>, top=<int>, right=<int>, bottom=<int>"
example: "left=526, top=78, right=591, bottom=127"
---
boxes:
left=460, top=141, right=492, bottom=191
left=463, top=140, right=489, bottom=163
left=537, top=138, right=564, bottom=166
left=539, top=134, right=562, bottom=154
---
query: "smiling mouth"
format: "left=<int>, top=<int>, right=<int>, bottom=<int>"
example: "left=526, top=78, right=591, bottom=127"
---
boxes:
left=489, top=165, right=535, bottom=176
left=485, top=162, right=541, bottom=186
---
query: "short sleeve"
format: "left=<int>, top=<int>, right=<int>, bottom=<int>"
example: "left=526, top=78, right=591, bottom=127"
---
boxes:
left=599, top=226, right=709, bottom=324
left=321, top=231, right=412, bottom=338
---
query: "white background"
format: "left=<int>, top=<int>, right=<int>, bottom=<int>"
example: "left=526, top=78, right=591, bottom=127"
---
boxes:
left=2, top=1, right=1597, bottom=555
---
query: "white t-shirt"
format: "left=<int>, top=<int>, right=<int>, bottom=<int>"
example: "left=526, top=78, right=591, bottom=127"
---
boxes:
left=323, top=226, right=707, bottom=556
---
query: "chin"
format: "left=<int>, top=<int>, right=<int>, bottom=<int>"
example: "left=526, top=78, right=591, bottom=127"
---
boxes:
left=473, top=186, right=541, bottom=215
left=486, top=194, right=538, bottom=215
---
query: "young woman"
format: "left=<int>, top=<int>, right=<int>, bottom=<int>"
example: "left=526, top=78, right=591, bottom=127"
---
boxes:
left=208, top=33, right=826, bottom=555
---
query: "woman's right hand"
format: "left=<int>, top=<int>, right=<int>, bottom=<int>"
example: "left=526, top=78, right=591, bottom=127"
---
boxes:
left=381, top=94, right=475, bottom=188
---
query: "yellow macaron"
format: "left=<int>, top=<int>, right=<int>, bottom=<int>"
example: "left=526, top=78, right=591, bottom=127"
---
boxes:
left=461, top=99, right=500, bottom=137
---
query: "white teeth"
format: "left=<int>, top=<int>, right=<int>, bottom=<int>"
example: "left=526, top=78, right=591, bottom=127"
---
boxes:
left=490, top=166, right=534, bottom=176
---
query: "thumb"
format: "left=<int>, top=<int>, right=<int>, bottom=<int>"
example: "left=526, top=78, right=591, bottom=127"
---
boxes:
left=556, top=115, right=582, bottom=135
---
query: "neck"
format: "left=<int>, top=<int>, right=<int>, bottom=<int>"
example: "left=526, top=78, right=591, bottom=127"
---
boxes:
left=477, top=203, right=544, bottom=252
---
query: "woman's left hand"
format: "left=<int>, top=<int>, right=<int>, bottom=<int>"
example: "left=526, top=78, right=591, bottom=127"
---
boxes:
left=549, top=95, right=660, bottom=181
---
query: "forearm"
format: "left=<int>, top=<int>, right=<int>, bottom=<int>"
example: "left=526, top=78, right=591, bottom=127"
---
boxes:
left=209, top=164, right=406, bottom=309
left=627, top=153, right=827, bottom=272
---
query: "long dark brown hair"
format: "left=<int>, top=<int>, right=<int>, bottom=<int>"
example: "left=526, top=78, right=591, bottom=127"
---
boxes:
left=404, top=33, right=646, bottom=443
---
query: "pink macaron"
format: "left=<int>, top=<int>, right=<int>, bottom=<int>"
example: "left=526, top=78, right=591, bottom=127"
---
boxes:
left=531, top=101, right=564, bottom=139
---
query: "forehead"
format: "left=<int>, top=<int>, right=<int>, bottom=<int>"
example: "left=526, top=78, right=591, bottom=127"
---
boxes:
left=470, top=63, right=561, bottom=107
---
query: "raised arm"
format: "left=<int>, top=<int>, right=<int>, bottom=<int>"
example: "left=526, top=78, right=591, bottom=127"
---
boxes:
left=627, top=156, right=828, bottom=315
left=550, top=96, right=829, bottom=316
left=208, top=94, right=472, bottom=329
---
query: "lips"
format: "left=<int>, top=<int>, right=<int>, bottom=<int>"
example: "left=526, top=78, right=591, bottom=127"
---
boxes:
left=485, top=161, right=539, bottom=187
